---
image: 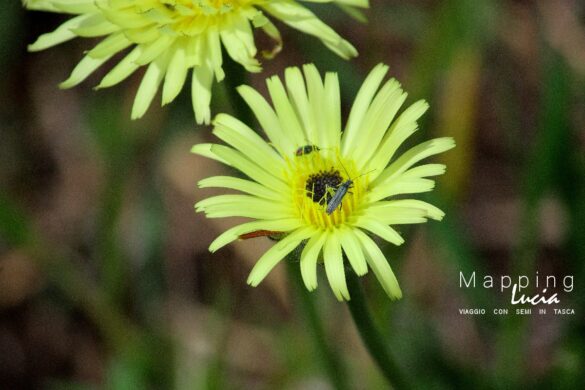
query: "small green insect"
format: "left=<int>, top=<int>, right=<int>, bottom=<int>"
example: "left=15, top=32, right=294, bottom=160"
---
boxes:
left=325, top=162, right=374, bottom=215
left=325, top=179, right=353, bottom=214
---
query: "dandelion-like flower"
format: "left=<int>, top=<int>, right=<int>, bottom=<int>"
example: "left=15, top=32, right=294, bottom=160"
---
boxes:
left=193, top=64, right=455, bottom=300
left=24, top=0, right=367, bottom=124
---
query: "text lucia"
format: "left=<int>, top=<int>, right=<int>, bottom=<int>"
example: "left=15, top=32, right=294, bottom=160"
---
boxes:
left=459, top=271, right=574, bottom=305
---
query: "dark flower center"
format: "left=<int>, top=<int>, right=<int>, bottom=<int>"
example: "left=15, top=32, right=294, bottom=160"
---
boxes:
left=305, top=170, right=343, bottom=205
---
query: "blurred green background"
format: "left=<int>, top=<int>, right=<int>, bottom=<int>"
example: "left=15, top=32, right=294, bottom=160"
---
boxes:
left=1, top=0, right=585, bottom=388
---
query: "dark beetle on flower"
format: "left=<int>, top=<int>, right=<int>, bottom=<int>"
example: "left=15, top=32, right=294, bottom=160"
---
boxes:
left=295, top=145, right=320, bottom=156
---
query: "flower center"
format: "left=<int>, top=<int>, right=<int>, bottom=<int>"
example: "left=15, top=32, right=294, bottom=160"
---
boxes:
left=287, top=148, right=369, bottom=230
left=305, top=170, right=343, bottom=205
left=120, top=0, right=247, bottom=36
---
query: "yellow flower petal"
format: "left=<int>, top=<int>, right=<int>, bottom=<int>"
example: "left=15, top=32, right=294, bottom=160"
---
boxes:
left=86, top=32, right=131, bottom=59
left=368, top=177, right=436, bottom=202
left=353, top=218, right=404, bottom=246
left=366, top=100, right=429, bottom=175
left=261, top=1, right=357, bottom=59
left=59, top=53, right=110, bottom=89
left=247, top=227, right=315, bottom=287
left=342, top=64, right=389, bottom=149
left=267, top=75, right=306, bottom=146
left=323, top=72, right=342, bottom=150
left=354, top=229, right=402, bottom=300
left=285, top=67, right=315, bottom=140
left=323, top=233, right=350, bottom=301
left=237, top=85, right=292, bottom=154
left=373, top=137, right=456, bottom=186
left=199, top=176, right=281, bottom=200
left=97, top=46, right=144, bottom=89
left=302, top=64, right=327, bottom=147
left=212, top=113, right=285, bottom=174
left=300, top=232, right=327, bottom=291
left=339, top=228, right=368, bottom=276
left=351, top=79, right=405, bottom=167
left=131, top=55, right=168, bottom=119
left=210, top=144, right=289, bottom=194
left=162, top=43, right=189, bottom=105
left=192, top=61, right=214, bottom=125
left=28, top=14, right=93, bottom=51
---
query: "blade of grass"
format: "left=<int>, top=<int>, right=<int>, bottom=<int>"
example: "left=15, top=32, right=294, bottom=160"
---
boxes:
left=87, top=93, right=134, bottom=307
left=408, top=0, right=496, bottom=101
left=544, top=53, right=585, bottom=388
left=494, top=46, right=571, bottom=388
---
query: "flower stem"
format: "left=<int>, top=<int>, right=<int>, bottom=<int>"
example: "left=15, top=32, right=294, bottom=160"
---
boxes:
left=286, top=259, right=350, bottom=390
left=346, top=270, right=411, bottom=390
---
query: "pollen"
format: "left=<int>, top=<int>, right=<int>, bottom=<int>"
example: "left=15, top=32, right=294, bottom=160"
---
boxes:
left=287, top=149, right=368, bottom=230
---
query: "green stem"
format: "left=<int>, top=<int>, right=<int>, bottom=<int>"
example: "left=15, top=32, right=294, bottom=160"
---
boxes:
left=286, top=259, right=349, bottom=390
left=345, top=270, right=410, bottom=390
left=494, top=46, right=571, bottom=388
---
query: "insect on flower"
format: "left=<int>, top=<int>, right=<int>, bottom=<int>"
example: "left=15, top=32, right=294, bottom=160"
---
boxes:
left=324, top=165, right=375, bottom=215
left=295, top=145, right=321, bottom=157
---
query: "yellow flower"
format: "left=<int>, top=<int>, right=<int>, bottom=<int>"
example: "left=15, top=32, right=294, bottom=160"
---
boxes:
left=24, top=0, right=368, bottom=124
left=193, top=64, right=455, bottom=300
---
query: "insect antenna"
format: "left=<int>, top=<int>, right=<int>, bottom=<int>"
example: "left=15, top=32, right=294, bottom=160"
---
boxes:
left=334, top=152, right=376, bottom=181
left=352, top=168, right=377, bottom=181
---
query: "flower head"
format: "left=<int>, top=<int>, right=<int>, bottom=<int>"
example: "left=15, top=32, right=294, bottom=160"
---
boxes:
left=193, top=64, right=455, bottom=300
left=24, top=0, right=368, bottom=124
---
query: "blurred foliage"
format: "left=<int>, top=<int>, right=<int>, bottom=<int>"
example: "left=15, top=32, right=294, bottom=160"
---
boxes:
left=1, top=0, right=585, bottom=389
